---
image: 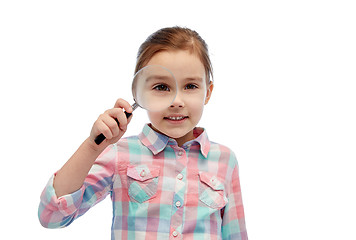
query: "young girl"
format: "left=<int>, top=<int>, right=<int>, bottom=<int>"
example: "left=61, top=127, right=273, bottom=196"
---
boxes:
left=38, top=26, right=248, bottom=240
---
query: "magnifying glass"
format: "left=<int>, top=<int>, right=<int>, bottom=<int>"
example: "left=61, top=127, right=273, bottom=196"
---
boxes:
left=94, top=65, right=177, bottom=145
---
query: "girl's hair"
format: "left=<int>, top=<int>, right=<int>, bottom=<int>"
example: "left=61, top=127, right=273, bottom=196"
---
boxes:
left=135, top=26, right=213, bottom=83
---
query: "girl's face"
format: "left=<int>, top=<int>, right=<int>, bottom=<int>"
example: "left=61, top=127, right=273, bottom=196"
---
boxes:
left=145, top=50, right=213, bottom=146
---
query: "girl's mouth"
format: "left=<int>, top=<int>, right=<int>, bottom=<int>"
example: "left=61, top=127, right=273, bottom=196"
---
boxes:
left=164, top=116, right=188, bottom=123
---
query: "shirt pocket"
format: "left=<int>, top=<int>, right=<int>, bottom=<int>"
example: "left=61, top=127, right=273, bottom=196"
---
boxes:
left=127, top=164, right=160, bottom=203
left=198, top=171, right=228, bottom=209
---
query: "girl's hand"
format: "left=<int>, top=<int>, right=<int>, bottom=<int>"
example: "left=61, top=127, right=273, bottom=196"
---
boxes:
left=89, top=98, right=133, bottom=148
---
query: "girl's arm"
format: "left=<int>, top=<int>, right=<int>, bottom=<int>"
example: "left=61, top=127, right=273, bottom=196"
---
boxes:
left=38, top=143, right=118, bottom=228
left=53, top=98, right=132, bottom=197
left=53, top=137, right=105, bottom=197
left=38, top=99, right=132, bottom=228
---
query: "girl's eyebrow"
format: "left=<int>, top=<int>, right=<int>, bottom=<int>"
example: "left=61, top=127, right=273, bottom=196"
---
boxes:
left=145, top=75, right=173, bottom=83
left=183, top=77, right=204, bottom=82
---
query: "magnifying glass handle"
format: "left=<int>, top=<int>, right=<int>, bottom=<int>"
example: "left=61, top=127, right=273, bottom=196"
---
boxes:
left=94, top=103, right=138, bottom=145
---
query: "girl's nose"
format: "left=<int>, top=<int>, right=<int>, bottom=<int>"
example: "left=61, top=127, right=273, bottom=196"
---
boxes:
left=170, top=92, right=185, bottom=108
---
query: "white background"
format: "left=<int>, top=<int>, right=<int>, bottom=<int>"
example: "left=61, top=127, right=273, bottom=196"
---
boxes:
left=1, top=0, right=355, bottom=239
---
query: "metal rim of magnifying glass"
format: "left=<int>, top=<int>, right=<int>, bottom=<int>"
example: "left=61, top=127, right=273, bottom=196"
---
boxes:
left=131, top=64, right=178, bottom=111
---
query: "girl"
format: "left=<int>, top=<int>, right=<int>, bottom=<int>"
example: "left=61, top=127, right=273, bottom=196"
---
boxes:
left=38, top=26, right=248, bottom=240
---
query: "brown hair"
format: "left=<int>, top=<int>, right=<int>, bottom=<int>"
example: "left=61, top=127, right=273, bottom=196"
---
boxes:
left=135, top=26, right=213, bottom=83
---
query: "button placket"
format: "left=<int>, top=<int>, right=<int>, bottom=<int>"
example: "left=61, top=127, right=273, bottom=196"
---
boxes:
left=171, top=147, right=186, bottom=239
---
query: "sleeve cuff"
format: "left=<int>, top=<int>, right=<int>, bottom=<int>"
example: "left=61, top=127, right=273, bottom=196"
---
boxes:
left=41, top=174, right=85, bottom=216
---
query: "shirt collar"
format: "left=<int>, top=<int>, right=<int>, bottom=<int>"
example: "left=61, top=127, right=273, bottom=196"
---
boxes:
left=138, top=124, right=210, bottom=158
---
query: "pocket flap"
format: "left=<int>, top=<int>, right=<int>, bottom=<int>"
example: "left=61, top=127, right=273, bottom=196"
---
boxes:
left=127, top=164, right=160, bottom=182
left=199, top=172, right=224, bottom=191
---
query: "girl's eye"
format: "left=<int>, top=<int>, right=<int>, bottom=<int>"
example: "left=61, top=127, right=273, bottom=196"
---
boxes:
left=153, top=84, right=170, bottom=91
left=185, top=84, right=198, bottom=90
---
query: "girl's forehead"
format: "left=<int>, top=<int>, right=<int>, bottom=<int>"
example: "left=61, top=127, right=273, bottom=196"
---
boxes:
left=147, top=50, right=206, bottom=80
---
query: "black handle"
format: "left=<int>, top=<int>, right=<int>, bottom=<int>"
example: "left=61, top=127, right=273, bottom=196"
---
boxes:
left=94, top=111, right=132, bottom=145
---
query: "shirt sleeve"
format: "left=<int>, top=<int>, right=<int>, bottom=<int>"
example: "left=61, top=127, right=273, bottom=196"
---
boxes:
left=221, top=153, right=248, bottom=240
left=38, top=144, right=117, bottom=228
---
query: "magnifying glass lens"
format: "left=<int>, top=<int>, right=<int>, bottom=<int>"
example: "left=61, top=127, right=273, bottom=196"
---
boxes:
left=132, top=65, right=177, bottom=112
left=95, top=65, right=177, bottom=145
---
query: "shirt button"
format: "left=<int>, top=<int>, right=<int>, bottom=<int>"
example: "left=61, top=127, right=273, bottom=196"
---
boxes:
left=177, top=151, right=183, bottom=156
left=140, top=170, right=146, bottom=177
left=175, top=201, right=181, bottom=208
left=211, top=178, right=216, bottom=185
left=177, top=173, right=183, bottom=180
left=172, top=231, right=178, bottom=237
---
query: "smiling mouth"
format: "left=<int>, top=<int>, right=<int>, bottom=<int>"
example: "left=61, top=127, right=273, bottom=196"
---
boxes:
left=164, top=116, right=188, bottom=121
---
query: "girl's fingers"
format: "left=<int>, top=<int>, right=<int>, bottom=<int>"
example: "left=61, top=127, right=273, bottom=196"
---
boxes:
left=106, top=108, right=128, bottom=131
left=112, top=99, right=133, bottom=130
left=90, top=99, right=133, bottom=144
left=114, top=98, right=133, bottom=113
left=101, top=114, right=120, bottom=139
left=95, top=117, right=113, bottom=140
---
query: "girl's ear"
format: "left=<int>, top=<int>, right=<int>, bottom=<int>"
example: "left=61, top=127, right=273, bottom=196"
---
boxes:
left=204, top=82, right=214, bottom=105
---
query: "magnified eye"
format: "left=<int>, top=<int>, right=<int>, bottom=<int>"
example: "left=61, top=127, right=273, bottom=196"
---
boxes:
left=153, top=84, right=170, bottom=91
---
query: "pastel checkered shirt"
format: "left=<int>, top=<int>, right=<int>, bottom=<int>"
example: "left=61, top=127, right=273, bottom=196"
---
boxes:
left=38, top=124, right=247, bottom=239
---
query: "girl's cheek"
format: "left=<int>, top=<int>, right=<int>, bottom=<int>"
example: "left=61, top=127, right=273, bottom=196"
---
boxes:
left=146, top=111, right=160, bottom=123
left=187, top=94, right=207, bottom=108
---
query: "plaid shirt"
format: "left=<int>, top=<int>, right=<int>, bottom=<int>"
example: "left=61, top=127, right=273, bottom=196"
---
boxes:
left=38, top=124, right=247, bottom=239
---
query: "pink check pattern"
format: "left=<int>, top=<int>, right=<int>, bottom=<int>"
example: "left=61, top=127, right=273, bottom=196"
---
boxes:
left=38, top=124, right=247, bottom=239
